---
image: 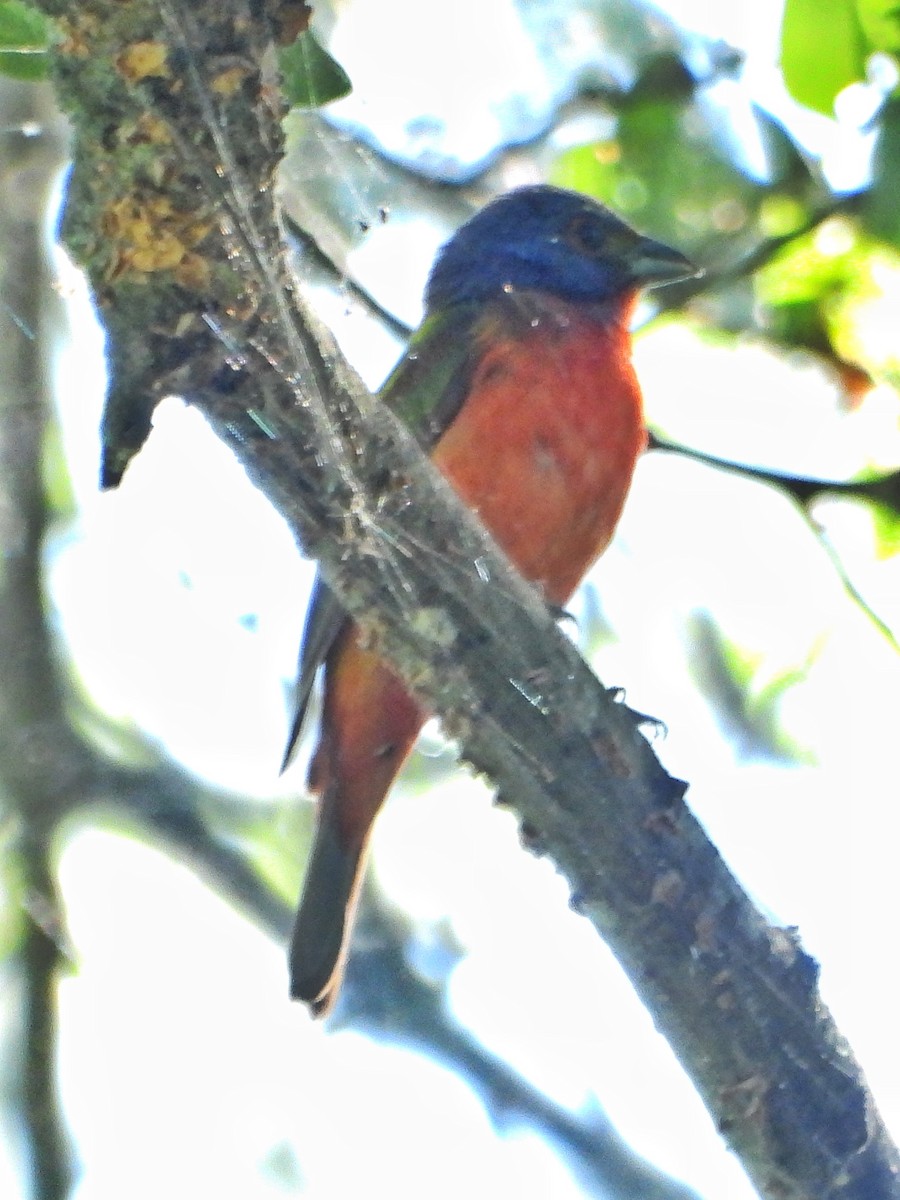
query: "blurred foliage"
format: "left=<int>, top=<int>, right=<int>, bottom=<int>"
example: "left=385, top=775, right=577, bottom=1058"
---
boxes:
left=780, top=0, right=868, bottom=117
left=40, top=418, right=78, bottom=521
left=780, top=0, right=900, bottom=251
left=687, top=612, right=816, bottom=763
left=553, top=96, right=764, bottom=252
left=872, top=498, right=900, bottom=555
left=0, top=0, right=48, bottom=80
left=780, top=0, right=900, bottom=117
left=858, top=0, right=900, bottom=54
left=756, top=217, right=900, bottom=386
left=551, top=65, right=817, bottom=286
left=865, top=97, right=900, bottom=247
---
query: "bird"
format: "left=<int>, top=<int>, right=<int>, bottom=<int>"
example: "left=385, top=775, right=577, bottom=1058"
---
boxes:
left=283, top=184, right=695, bottom=1015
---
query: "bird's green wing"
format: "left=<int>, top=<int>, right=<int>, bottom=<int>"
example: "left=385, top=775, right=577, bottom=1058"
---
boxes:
left=379, top=303, right=482, bottom=449
left=281, top=304, right=483, bottom=770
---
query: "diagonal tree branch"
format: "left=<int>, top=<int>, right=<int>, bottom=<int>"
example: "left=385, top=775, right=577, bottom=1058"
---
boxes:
left=32, top=2, right=900, bottom=1197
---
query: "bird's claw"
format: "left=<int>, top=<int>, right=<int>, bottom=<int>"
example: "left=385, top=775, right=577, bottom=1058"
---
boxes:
left=548, top=603, right=578, bottom=626
left=607, top=687, right=667, bottom=738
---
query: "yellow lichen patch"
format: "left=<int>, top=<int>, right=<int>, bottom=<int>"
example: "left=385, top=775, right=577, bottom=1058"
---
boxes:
left=211, top=65, right=252, bottom=96
left=101, top=194, right=213, bottom=281
left=57, top=13, right=99, bottom=58
left=131, top=231, right=185, bottom=272
left=174, top=252, right=212, bottom=292
left=129, top=112, right=172, bottom=146
left=116, top=40, right=170, bottom=83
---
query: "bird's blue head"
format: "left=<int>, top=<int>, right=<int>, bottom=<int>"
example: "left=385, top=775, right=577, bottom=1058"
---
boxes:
left=425, top=185, right=695, bottom=313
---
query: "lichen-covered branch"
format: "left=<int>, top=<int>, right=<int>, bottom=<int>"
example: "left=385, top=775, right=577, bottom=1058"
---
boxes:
left=30, top=2, right=900, bottom=1197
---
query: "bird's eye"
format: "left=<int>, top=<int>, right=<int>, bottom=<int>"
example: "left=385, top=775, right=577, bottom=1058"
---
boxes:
left=567, top=213, right=608, bottom=255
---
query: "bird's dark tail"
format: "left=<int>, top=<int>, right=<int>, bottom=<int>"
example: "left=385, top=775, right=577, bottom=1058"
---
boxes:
left=288, top=803, right=368, bottom=1017
left=288, top=644, right=424, bottom=1016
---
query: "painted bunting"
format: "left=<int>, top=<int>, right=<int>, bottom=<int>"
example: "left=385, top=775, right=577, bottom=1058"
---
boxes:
left=284, top=185, right=694, bottom=1015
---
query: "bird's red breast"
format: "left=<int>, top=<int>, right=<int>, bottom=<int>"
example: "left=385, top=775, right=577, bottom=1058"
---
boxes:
left=433, top=293, right=644, bottom=603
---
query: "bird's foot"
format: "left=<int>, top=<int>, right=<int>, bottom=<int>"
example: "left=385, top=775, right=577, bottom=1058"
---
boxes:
left=548, top=603, right=578, bottom=626
left=607, top=687, right=667, bottom=738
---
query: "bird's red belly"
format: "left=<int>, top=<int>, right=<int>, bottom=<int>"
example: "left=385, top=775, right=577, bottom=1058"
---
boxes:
left=431, top=313, right=645, bottom=604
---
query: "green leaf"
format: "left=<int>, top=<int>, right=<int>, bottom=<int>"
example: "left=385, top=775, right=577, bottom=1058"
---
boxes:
left=0, top=49, right=45, bottom=81
left=0, top=0, right=47, bottom=48
left=278, top=30, right=351, bottom=109
left=780, top=0, right=867, bottom=115
left=857, top=0, right=900, bottom=55
left=0, top=0, right=49, bottom=81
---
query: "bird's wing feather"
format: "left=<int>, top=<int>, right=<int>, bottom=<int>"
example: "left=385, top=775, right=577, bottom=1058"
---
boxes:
left=281, top=304, right=483, bottom=770
left=281, top=575, right=347, bottom=771
left=380, top=304, right=481, bottom=449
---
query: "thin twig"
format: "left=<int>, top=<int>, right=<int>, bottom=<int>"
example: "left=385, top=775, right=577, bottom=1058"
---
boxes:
left=0, top=75, right=77, bottom=1200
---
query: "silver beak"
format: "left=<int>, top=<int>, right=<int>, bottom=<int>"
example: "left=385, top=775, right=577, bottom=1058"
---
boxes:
left=629, top=236, right=701, bottom=287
